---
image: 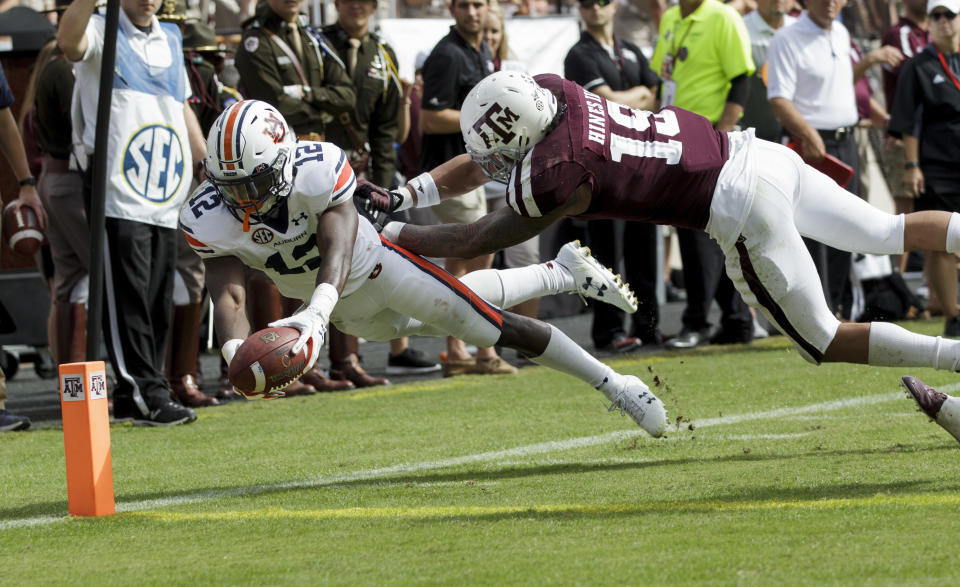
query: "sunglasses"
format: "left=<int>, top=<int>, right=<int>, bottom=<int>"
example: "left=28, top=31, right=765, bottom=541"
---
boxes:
left=578, top=0, right=613, bottom=8
left=931, top=10, right=957, bottom=21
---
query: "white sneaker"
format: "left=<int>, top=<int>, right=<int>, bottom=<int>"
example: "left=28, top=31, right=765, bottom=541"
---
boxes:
left=555, top=240, right=638, bottom=314
left=601, top=375, right=667, bottom=438
left=901, top=376, right=960, bottom=444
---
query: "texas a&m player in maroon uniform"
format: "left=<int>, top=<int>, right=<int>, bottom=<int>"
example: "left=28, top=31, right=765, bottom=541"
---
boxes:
left=356, top=71, right=960, bottom=445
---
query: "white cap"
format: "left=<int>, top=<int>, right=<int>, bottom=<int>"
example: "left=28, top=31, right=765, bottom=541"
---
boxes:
left=928, top=0, right=960, bottom=14
left=414, top=51, right=429, bottom=71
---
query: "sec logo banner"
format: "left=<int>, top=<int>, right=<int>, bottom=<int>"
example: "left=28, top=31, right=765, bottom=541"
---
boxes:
left=123, top=124, right=186, bottom=203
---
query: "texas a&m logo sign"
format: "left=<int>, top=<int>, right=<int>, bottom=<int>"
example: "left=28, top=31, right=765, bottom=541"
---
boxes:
left=60, top=369, right=108, bottom=402
left=472, top=104, right=520, bottom=150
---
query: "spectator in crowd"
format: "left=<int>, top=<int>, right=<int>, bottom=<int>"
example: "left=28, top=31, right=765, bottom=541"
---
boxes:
left=768, top=0, right=861, bottom=319
left=482, top=3, right=543, bottom=331
left=420, top=0, right=516, bottom=376
left=768, top=0, right=901, bottom=319
left=741, top=0, right=795, bottom=141
left=881, top=0, right=929, bottom=273
left=888, top=0, right=960, bottom=337
left=564, top=0, right=663, bottom=352
left=19, top=36, right=90, bottom=373
left=323, top=0, right=440, bottom=378
left=0, top=60, right=45, bottom=432
left=233, top=0, right=363, bottom=392
left=58, top=0, right=207, bottom=426
left=650, top=0, right=756, bottom=349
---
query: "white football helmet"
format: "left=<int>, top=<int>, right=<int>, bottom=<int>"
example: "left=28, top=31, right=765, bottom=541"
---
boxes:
left=205, top=100, right=296, bottom=223
left=460, top=71, right=558, bottom=183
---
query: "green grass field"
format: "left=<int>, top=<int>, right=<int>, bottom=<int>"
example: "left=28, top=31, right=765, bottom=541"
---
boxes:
left=3, top=320, right=959, bottom=585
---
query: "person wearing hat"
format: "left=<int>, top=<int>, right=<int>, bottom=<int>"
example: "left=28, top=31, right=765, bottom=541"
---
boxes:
left=889, top=0, right=960, bottom=337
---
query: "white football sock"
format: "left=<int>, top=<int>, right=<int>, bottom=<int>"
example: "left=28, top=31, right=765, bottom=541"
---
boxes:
left=530, top=324, right=624, bottom=390
left=946, top=213, right=960, bottom=253
left=868, top=322, right=960, bottom=371
left=460, top=263, right=575, bottom=309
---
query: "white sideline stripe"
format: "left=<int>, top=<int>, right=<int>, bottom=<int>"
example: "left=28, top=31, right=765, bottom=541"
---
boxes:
left=2, top=384, right=951, bottom=531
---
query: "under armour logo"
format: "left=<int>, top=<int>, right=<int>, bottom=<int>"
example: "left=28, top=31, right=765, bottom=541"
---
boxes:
left=582, top=276, right=607, bottom=298
left=290, top=212, right=308, bottom=226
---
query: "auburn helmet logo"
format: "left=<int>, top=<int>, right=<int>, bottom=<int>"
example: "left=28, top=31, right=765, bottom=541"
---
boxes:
left=262, top=112, right=287, bottom=144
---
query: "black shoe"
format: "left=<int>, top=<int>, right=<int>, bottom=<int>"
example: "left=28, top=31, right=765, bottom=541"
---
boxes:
left=710, top=327, right=754, bottom=345
left=637, top=330, right=665, bottom=347
left=113, top=397, right=197, bottom=427
left=0, top=409, right=31, bottom=432
left=386, top=347, right=441, bottom=375
left=598, top=335, right=642, bottom=354
left=664, top=327, right=711, bottom=350
left=665, top=283, right=686, bottom=302
left=945, top=316, right=960, bottom=338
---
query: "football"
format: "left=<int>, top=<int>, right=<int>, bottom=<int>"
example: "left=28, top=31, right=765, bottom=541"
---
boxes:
left=228, top=327, right=312, bottom=397
left=2, top=201, right=44, bottom=256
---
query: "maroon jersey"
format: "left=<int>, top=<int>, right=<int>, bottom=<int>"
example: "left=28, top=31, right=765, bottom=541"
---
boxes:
left=505, top=74, right=730, bottom=231
left=881, top=18, right=930, bottom=111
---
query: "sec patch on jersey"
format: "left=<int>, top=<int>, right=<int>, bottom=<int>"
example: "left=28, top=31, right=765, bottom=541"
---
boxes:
left=228, top=327, right=313, bottom=399
left=2, top=201, right=45, bottom=256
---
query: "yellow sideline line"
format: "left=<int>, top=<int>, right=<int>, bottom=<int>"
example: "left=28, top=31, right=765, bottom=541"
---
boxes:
left=127, top=493, right=960, bottom=523
left=347, top=381, right=466, bottom=400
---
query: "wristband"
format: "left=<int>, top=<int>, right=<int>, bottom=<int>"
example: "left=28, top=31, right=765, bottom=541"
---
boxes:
left=381, top=221, right=405, bottom=242
left=306, top=282, right=339, bottom=325
left=18, top=176, right=36, bottom=187
left=408, top=172, right=440, bottom=208
left=904, top=161, right=919, bottom=170
left=221, top=338, right=244, bottom=365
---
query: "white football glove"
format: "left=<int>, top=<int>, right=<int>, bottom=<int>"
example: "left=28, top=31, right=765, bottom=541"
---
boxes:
left=268, top=283, right=339, bottom=355
left=221, top=338, right=244, bottom=366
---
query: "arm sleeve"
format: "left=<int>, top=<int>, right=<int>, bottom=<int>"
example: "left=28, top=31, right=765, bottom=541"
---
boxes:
left=420, top=46, right=460, bottom=111
left=726, top=73, right=749, bottom=106
left=564, top=46, right=606, bottom=90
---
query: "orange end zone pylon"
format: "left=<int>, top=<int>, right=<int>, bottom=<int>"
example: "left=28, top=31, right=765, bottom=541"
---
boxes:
left=59, top=361, right=115, bottom=517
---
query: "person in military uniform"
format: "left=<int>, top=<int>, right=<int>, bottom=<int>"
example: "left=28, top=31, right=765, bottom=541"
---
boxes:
left=235, top=0, right=355, bottom=141
left=320, top=0, right=439, bottom=380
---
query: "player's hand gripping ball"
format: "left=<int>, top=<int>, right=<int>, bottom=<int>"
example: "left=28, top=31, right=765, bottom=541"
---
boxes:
left=228, top=327, right=315, bottom=399
left=2, top=202, right=45, bottom=256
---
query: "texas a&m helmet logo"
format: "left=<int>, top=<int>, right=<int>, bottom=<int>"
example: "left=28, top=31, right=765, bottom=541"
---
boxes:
left=471, top=104, right=520, bottom=150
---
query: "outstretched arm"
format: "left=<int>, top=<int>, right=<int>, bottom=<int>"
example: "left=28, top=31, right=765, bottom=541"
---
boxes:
left=392, top=183, right=591, bottom=258
left=204, top=255, right=253, bottom=348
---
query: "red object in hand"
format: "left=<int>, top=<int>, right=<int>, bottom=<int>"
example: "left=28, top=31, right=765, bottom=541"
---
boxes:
left=228, top=327, right=313, bottom=397
left=787, top=141, right=855, bottom=188
left=2, top=202, right=45, bottom=255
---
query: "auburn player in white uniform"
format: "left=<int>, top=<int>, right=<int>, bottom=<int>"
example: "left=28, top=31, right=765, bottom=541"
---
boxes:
left=179, top=100, right=668, bottom=437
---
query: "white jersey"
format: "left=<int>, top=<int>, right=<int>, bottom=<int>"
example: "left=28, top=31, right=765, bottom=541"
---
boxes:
left=178, top=142, right=382, bottom=301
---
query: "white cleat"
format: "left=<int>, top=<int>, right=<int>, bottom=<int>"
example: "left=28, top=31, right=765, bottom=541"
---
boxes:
left=555, top=240, right=638, bottom=314
left=901, top=376, right=960, bottom=445
left=601, top=375, right=667, bottom=438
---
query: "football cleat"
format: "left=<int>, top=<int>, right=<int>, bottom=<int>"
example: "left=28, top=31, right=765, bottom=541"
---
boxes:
left=901, top=376, right=960, bottom=444
left=555, top=240, right=638, bottom=314
left=601, top=375, right=667, bottom=438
